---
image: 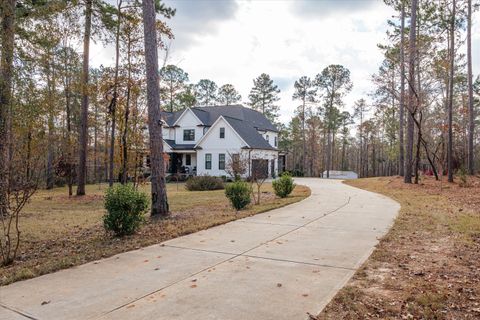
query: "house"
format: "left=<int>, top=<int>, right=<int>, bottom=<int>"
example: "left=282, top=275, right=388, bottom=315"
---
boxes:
left=159, top=105, right=281, bottom=179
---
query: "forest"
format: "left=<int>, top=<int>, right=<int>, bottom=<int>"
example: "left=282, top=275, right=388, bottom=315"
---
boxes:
left=0, top=0, right=478, bottom=214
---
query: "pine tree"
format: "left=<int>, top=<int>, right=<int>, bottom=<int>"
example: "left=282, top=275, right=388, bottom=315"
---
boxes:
left=142, top=0, right=171, bottom=216
left=292, top=76, right=316, bottom=175
left=315, top=65, right=353, bottom=178
left=160, top=65, right=189, bottom=112
left=248, top=73, right=280, bottom=123
left=217, top=84, right=241, bottom=106
left=195, top=79, right=218, bottom=106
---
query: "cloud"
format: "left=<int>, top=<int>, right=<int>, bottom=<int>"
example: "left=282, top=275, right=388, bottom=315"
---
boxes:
left=162, top=0, right=239, bottom=53
left=292, top=0, right=377, bottom=17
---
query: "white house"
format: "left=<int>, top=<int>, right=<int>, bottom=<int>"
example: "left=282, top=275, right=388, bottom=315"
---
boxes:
left=158, top=105, right=281, bottom=178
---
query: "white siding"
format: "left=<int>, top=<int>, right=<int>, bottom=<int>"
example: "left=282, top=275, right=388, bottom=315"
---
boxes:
left=174, top=109, right=204, bottom=145
left=196, top=117, right=247, bottom=176
left=196, top=118, right=279, bottom=178
left=260, top=130, right=279, bottom=148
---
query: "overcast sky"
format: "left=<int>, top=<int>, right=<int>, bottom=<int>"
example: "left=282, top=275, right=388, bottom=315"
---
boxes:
left=92, top=0, right=480, bottom=124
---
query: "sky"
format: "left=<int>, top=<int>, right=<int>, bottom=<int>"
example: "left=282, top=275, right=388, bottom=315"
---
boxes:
left=91, top=0, right=480, bottom=124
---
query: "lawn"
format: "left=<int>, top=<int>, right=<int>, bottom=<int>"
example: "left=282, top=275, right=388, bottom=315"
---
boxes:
left=316, top=176, right=480, bottom=320
left=0, top=182, right=310, bottom=286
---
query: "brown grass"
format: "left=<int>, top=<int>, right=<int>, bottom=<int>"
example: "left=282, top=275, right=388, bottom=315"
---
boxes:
left=316, top=176, right=480, bottom=320
left=0, top=182, right=310, bottom=286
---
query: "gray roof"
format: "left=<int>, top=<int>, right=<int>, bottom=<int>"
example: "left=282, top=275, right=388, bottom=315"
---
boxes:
left=223, top=116, right=276, bottom=150
left=162, top=105, right=278, bottom=151
left=162, top=105, right=278, bottom=132
left=164, top=139, right=196, bottom=150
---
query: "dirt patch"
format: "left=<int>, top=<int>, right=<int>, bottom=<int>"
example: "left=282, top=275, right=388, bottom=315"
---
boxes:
left=315, top=176, right=480, bottom=320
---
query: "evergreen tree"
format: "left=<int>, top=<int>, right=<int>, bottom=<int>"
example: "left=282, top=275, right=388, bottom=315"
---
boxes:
left=217, top=84, right=241, bottom=106
left=160, top=65, right=189, bottom=112
left=195, top=79, right=218, bottom=106
left=248, top=73, right=280, bottom=122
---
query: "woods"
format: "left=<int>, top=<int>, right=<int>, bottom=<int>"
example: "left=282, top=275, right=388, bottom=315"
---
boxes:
left=282, top=0, right=479, bottom=183
left=0, top=0, right=478, bottom=220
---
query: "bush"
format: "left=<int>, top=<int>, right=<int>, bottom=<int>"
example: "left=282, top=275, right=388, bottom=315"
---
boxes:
left=185, top=175, right=224, bottom=191
left=103, top=184, right=148, bottom=236
left=225, top=181, right=251, bottom=211
left=272, top=173, right=296, bottom=198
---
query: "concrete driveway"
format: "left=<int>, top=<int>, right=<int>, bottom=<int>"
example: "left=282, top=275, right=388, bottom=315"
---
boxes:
left=0, top=178, right=399, bottom=320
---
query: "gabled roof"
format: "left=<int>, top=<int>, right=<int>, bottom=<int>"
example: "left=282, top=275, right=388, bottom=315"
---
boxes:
left=222, top=116, right=276, bottom=150
left=161, top=105, right=278, bottom=132
left=162, top=105, right=278, bottom=152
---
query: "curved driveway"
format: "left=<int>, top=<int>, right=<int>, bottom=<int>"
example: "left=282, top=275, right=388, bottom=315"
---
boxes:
left=0, top=178, right=399, bottom=320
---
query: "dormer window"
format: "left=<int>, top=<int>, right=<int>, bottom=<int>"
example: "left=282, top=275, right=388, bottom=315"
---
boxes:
left=183, top=129, right=195, bottom=141
left=220, top=127, right=225, bottom=139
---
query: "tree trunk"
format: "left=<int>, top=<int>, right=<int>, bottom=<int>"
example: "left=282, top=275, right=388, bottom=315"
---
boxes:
left=405, top=0, right=418, bottom=184
left=121, top=38, right=132, bottom=184
left=0, top=0, right=16, bottom=216
left=399, top=2, right=406, bottom=177
left=447, top=0, right=456, bottom=183
left=109, top=0, right=122, bottom=187
left=77, top=0, right=93, bottom=196
left=467, top=0, right=475, bottom=175
left=302, top=99, right=306, bottom=176
left=142, top=0, right=169, bottom=216
left=46, top=49, right=56, bottom=189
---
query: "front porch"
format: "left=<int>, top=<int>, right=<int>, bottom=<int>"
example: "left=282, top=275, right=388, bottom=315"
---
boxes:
left=166, top=151, right=197, bottom=178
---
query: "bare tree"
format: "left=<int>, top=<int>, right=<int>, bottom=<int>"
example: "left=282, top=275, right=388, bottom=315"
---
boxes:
left=467, top=0, right=475, bottom=175
left=405, top=0, right=418, bottom=184
left=250, top=157, right=269, bottom=205
left=447, top=0, right=456, bottom=183
left=77, top=0, right=93, bottom=196
left=399, top=1, right=406, bottom=177
left=0, top=0, right=16, bottom=216
left=142, top=0, right=169, bottom=216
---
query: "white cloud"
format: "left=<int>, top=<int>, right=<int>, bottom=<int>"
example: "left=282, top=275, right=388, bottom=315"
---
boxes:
left=91, top=0, right=480, bottom=125
left=162, top=0, right=393, bottom=123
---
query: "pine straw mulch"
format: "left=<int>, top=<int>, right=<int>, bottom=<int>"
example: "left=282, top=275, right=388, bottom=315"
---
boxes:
left=315, top=176, right=480, bottom=320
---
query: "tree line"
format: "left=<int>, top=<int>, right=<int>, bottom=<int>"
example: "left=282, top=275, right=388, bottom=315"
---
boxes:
left=281, top=0, right=479, bottom=183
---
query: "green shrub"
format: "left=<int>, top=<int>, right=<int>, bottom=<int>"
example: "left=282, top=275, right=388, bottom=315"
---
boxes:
left=103, top=184, right=148, bottom=236
left=185, top=175, right=224, bottom=191
left=225, top=181, right=251, bottom=211
left=457, top=166, right=469, bottom=187
left=272, top=173, right=296, bottom=198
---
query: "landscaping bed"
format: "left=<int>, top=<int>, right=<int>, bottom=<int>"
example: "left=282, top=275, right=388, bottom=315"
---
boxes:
left=316, top=176, right=480, bottom=319
left=0, top=182, right=310, bottom=286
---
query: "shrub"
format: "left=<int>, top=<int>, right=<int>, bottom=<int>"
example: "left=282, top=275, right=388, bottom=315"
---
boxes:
left=457, top=166, right=469, bottom=187
left=185, top=175, right=224, bottom=191
left=103, top=184, right=148, bottom=236
left=272, top=173, right=296, bottom=198
left=225, top=181, right=251, bottom=211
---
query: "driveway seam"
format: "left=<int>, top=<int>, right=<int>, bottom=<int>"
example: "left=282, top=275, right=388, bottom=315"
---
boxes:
left=0, top=303, right=37, bottom=320
left=95, top=194, right=352, bottom=319
left=160, top=244, right=356, bottom=271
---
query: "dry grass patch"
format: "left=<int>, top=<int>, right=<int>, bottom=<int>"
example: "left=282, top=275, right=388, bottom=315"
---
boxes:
left=1, top=182, right=310, bottom=286
left=316, top=176, right=480, bottom=320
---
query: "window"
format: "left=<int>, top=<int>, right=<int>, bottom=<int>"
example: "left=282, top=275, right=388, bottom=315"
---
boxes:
left=220, top=127, right=225, bottom=139
left=205, top=154, right=212, bottom=170
left=219, top=154, right=225, bottom=170
left=183, top=129, right=195, bottom=141
left=274, top=136, right=278, bottom=147
left=266, top=134, right=269, bottom=142
left=185, top=154, right=191, bottom=166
